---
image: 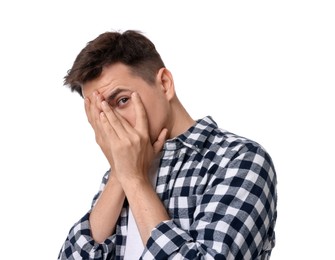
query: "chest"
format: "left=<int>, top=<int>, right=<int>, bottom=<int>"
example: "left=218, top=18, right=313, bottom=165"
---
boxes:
left=154, top=149, right=224, bottom=230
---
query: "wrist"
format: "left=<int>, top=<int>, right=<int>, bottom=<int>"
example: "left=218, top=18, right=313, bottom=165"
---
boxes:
left=106, top=174, right=124, bottom=192
left=121, top=175, right=152, bottom=196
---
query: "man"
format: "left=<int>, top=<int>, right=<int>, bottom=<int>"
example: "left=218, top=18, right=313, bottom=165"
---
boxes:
left=58, top=30, right=277, bottom=259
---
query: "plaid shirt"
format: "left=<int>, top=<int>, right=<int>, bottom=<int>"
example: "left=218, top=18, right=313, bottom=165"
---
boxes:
left=58, top=116, right=277, bottom=260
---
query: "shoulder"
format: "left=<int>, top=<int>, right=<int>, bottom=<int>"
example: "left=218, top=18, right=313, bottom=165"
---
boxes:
left=206, top=126, right=265, bottom=155
left=203, top=124, right=275, bottom=173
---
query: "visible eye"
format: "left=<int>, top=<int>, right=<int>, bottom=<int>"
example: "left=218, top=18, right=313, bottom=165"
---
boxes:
left=117, top=97, right=129, bottom=107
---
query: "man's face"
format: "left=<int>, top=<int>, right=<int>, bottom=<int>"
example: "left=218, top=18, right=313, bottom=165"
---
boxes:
left=82, top=63, right=171, bottom=142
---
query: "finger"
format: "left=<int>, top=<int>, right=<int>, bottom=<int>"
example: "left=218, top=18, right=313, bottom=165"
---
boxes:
left=84, top=97, right=92, bottom=124
left=153, top=128, right=168, bottom=154
left=101, top=100, right=127, bottom=137
left=85, top=93, right=106, bottom=144
left=132, top=92, right=149, bottom=133
left=99, top=111, right=119, bottom=140
left=113, top=109, right=135, bottom=134
left=94, top=91, right=104, bottom=112
left=93, top=92, right=104, bottom=120
left=85, top=96, right=100, bottom=128
left=85, top=92, right=101, bottom=123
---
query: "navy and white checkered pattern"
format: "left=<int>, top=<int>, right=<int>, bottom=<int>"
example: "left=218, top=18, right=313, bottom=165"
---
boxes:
left=58, top=116, right=277, bottom=259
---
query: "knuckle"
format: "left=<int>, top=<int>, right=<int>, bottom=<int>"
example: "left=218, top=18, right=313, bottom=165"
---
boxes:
left=133, top=134, right=141, bottom=143
left=123, top=138, right=133, bottom=147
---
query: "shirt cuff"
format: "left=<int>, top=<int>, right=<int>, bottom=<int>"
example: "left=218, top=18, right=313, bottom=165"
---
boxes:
left=63, top=212, right=116, bottom=259
left=143, top=220, right=193, bottom=259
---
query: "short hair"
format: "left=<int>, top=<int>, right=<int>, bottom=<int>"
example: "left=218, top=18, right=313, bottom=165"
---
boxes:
left=64, top=30, right=165, bottom=97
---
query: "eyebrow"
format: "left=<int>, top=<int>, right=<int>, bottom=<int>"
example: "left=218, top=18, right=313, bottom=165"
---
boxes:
left=106, top=88, right=131, bottom=104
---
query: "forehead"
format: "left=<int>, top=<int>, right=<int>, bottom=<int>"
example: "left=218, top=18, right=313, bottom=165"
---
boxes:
left=82, top=63, right=136, bottom=98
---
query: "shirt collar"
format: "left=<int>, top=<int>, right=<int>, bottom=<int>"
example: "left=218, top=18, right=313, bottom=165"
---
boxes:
left=164, top=116, right=218, bottom=152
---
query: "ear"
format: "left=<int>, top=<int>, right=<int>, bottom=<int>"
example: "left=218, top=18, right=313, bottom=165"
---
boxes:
left=156, top=68, right=175, bottom=101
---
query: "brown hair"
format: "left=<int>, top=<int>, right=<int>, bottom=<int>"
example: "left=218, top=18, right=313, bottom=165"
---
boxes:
left=64, top=30, right=165, bottom=97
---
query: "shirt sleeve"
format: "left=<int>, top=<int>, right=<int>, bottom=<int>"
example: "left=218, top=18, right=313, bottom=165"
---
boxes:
left=57, top=171, right=116, bottom=260
left=142, top=144, right=277, bottom=260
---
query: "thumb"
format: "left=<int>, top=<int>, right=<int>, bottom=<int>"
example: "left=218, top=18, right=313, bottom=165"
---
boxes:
left=153, top=128, right=168, bottom=154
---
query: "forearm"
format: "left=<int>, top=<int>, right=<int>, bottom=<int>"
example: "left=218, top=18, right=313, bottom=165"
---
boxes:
left=90, top=175, right=125, bottom=243
left=122, top=178, right=170, bottom=244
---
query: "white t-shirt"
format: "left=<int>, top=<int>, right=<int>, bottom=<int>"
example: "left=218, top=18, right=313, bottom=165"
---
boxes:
left=123, top=156, right=160, bottom=259
left=123, top=208, right=144, bottom=259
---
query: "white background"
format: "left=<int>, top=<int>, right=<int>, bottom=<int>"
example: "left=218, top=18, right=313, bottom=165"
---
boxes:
left=0, top=1, right=334, bottom=259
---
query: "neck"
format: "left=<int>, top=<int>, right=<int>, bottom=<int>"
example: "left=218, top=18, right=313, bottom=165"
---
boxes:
left=168, top=97, right=196, bottom=139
